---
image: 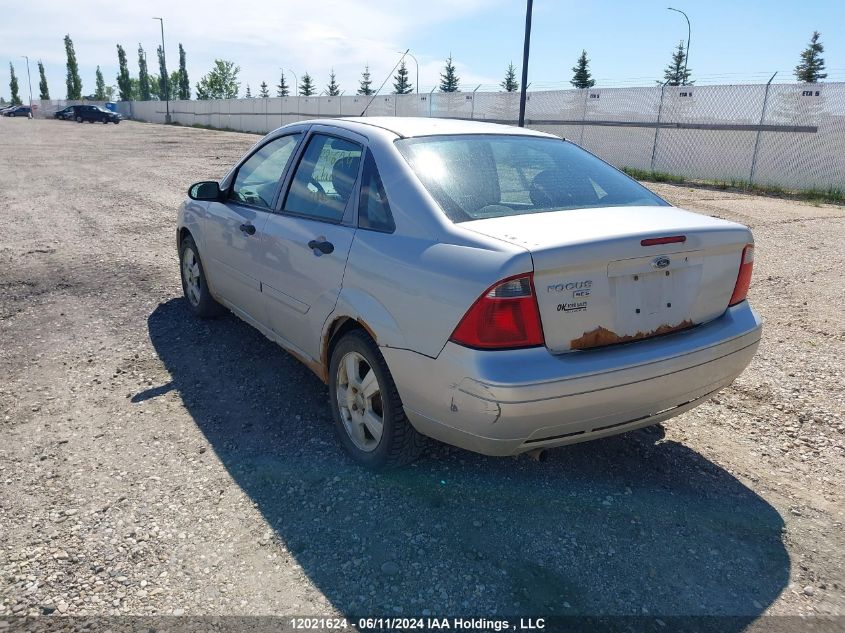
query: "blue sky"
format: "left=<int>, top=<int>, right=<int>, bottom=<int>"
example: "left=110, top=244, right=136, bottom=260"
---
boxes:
left=2, top=0, right=843, bottom=102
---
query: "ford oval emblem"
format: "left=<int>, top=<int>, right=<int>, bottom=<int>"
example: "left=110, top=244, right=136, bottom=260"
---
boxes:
left=652, top=256, right=671, bottom=269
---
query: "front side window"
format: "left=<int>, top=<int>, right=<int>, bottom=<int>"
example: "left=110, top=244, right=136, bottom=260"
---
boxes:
left=230, top=134, right=302, bottom=209
left=283, top=134, right=362, bottom=223
left=358, top=150, right=395, bottom=233
left=395, top=135, right=668, bottom=223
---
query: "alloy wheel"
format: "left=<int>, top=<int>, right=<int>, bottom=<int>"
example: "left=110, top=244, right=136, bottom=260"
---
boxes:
left=335, top=351, right=384, bottom=452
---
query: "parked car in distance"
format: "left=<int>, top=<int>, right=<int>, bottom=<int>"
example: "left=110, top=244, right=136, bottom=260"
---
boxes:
left=177, top=117, right=761, bottom=469
left=54, top=106, right=76, bottom=120
left=71, top=104, right=121, bottom=124
left=2, top=105, right=32, bottom=117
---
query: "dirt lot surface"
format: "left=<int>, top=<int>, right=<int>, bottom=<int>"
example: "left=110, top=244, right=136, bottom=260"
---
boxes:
left=1, top=118, right=844, bottom=625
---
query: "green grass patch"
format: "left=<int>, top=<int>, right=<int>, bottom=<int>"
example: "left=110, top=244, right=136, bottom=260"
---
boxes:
left=622, top=167, right=844, bottom=205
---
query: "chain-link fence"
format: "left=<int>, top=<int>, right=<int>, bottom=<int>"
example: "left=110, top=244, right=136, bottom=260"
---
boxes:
left=33, top=82, right=845, bottom=191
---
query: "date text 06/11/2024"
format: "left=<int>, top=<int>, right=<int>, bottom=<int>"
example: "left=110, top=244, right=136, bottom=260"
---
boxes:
left=289, top=617, right=547, bottom=631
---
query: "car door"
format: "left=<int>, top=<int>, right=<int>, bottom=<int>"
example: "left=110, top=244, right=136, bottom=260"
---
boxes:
left=258, top=127, right=364, bottom=361
left=202, top=132, right=303, bottom=327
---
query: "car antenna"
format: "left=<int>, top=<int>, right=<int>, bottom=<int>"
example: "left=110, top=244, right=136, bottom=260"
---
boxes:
left=360, top=50, right=409, bottom=117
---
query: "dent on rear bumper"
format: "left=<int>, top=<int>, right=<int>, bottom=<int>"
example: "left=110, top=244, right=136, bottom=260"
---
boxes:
left=382, top=302, right=762, bottom=456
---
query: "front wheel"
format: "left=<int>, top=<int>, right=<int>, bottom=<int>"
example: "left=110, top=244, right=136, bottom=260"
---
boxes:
left=179, top=237, right=224, bottom=318
left=328, top=330, right=425, bottom=469
left=75, top=116, right=82, bottom=123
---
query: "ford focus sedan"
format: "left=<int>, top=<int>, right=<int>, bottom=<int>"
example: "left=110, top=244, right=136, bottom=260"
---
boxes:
left=177, top=117, right=761, bottom=469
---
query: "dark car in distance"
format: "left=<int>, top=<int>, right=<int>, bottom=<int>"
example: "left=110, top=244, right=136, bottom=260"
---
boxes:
left=71, top=105, right=121, bottom=124
left=54, top=106, right=76, bottom=120
left=2, top=105, right=32, bottom=117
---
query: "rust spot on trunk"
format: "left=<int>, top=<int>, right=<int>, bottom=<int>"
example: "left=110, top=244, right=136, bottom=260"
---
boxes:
left=570, top=319, right=694, bottom=350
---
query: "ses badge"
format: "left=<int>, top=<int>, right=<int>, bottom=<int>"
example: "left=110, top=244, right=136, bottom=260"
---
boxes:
left=548, top=280, right=591, bottom=313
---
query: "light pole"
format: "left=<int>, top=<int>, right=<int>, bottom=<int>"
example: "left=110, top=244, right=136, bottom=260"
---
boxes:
left=22, top=56, right=33, bottom=110
left=399, top=50, right=419, bottom=94
left=152, top=17, right=170, bottom=123
left=287, top=68, right=299, bottom=96
left=667, top=7, right=691, bottom=83
left=518, top=0, right=534, bottom=127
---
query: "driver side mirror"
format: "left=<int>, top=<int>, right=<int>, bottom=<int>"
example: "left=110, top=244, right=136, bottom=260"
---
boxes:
left=188, top=181, right=222, bottom=201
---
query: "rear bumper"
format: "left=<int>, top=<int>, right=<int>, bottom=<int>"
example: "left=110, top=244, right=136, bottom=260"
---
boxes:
left=382, top=302, right=762, bottom=456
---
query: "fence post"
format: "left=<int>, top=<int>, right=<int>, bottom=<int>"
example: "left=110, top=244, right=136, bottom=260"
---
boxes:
left=650, top=82, right=669, bottom=173
left=749, top=72, right=777, bottom=185
left=578, top=88, right=589, bottom=146
left=429, top=87, right=436, bottom=117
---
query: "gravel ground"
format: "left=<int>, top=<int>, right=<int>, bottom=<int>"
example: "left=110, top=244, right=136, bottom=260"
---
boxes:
left=1, top=118, right=843, bottom=623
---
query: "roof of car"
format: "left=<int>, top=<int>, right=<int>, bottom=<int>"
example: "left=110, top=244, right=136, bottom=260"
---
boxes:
left=328, top=116, right=558, bottom=140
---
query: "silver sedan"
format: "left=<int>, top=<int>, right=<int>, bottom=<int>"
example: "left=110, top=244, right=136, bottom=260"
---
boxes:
left=177, top=117, right=761, bottom=468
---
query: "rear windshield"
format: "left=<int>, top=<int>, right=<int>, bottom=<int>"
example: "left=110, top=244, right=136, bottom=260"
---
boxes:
left=395, top=135, right=667, bottom=223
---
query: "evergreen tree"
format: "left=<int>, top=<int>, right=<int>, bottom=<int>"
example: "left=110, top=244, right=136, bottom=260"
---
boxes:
left=299, top=72, right=315, bottom=96
left=116, top=44, right=133, bottom=101
left=244, top=84, right=253, bottom=98
left=439, top=55, right=460, bottom=92
left=138, top=45, right=151, bottom=100
left=37, top=60, right=50, bottom=100
left=64, top=34, right=83, bottom=99
left=276, top=71, right=289, bottom=97
left=259, top=81, right=270, bottom=98
left=795, top=31, right=827, bottom=83
left=156, top=45, right=169, bottom=101
left=357, top=65, right=374, bottom=95
left=38, top=59, right=50, bottom=101
left=392, top=60, right=413, bottom=94
left=662, top=41, right=692, bottom=86
left=326, top=70, right=340, bottom=96
left=501, top=62, right=518, bottom=92
left=9, top=63, right=22, bottom=106
left=94, top=66, right=107, bottom=100
left=177, top=43, right=190, bottom=99
left=195, top=60, right=240, bottom=100
left=570, top=50, right=595, bottom=89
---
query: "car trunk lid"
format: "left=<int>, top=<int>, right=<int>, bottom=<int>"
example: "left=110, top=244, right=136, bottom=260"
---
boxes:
left=461, top=206, right=752, bottom=353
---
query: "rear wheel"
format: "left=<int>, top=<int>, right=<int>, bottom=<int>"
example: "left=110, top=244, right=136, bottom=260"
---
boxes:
left=179, top=236, right=224, bottom=318
left=328, top=330, right=425, bottom=469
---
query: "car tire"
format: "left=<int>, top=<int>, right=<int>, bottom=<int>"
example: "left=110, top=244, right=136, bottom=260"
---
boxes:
left=102, top=119, right=108, bottom=124
left=328, top=329, right=426, bottom=469
left=75, top=116, right=82, bottom=123
left=179, top=236, right=224, bottom=318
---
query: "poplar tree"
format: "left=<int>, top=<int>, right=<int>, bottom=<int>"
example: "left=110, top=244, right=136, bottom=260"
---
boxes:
left=9, top=63, right=22, bottom=105
left=157, top=45, right=169, bottom=101
left=94, top=66, right=107, bottom=100
left=138, top=45, right=151, bottom=100
left=795, top=31, right=827, bottom=83
left=64, top=34, right=83, bottom=99
left=37, top=60, right=50, bottom=100
left=177, top=43, right=190, bottom=99
left=116, top=44, right=133, bottom=100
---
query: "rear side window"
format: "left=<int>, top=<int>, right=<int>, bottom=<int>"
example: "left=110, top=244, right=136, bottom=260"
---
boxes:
left=395, top=135, right=667, bottom=223
left=283, top=134, right=363, bottom=223
left=357, top=151, right=395, bottom=233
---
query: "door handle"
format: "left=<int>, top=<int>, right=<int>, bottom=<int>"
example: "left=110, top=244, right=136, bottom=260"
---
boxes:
left=307, top=239, right=335, bottom=255
left=239, top=223, right=256, bottom=236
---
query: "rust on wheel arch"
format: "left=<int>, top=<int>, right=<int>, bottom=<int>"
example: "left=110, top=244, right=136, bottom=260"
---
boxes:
left=570, top=319, right=695, bottom=351
left=318, top=317, right=379, bottom=384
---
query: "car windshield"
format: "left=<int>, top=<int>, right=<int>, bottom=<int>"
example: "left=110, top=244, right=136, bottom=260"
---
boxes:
left=395, top=135, right=668, bottom=223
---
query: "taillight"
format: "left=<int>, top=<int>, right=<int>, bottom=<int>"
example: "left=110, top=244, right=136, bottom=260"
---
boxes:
left=729, top=244, right=754, bottom=306
left=450, top=274, right=544, bottom=349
